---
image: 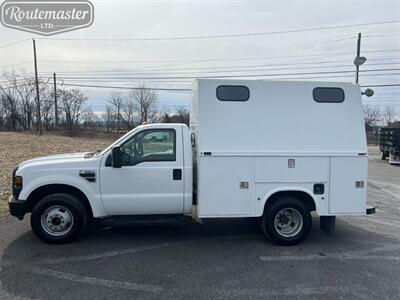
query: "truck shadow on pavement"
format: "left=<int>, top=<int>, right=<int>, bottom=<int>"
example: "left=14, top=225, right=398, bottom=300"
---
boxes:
left=1, top=217, right=400, bottom=299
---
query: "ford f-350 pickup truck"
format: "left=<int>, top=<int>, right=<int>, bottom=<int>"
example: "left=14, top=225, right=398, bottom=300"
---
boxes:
left=9, top=79, right=375, bottom=245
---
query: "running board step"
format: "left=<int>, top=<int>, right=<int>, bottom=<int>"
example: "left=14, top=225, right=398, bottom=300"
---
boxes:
left=96, top=214, right=193, bottom=227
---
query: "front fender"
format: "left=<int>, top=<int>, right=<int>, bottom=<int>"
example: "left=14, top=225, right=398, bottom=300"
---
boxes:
left=19, top=174, right=106, bottom=217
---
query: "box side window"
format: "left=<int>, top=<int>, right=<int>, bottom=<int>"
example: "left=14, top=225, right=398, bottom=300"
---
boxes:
left=216, top=85, right=250, bottom=101
left=313, top=87, right=345, bottom=103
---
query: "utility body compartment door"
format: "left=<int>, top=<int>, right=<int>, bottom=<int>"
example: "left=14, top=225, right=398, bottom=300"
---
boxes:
left=197, top=156, right=253, bottom=217
left=329, top=156, right=367, bottom=214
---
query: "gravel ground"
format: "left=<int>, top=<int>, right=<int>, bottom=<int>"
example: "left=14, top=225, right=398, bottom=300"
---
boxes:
left=0, top=131, right=113, bottom=218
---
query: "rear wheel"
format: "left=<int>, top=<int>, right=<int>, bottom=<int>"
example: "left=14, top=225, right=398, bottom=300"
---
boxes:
left=31, top=193, right=87, bottom=244
left=261, top=196, right=311, bottom=246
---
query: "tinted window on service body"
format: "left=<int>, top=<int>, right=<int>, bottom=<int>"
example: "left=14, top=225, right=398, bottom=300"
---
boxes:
left=313, top=87, right=345, bottom=103
left=216, top=85, right=250, bottom=101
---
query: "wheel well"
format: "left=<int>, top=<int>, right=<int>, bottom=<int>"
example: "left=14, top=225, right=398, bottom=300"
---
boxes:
left=264, top=191, right=316, bottom=212
left=26, top=184, right=93, bottom=219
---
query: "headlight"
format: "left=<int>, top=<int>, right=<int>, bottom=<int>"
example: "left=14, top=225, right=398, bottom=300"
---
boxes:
left=12, top=167, right=23, bottom=198
left=15, top=176, right=23, bottom=186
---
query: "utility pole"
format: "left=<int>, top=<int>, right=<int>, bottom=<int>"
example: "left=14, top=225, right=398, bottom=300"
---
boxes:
left=353, top=33, right=366, bottom=84
left=33, top=38, right=42, bottom=135
left=53, top=72, right=58, bottom=127
left=355, top=33, right=361, bottom=84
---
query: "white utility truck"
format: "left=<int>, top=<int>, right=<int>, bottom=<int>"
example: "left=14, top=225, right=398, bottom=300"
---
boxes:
left=9, top=79, right=375, bottom=245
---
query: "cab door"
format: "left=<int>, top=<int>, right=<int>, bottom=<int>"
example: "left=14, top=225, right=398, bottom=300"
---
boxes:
left=99, top=127, right=184, bottom=215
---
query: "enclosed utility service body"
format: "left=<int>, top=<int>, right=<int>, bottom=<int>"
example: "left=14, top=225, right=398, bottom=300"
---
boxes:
left=192, top=79, right=369, bottom=218
left=9, top=79, right=374, bottom=245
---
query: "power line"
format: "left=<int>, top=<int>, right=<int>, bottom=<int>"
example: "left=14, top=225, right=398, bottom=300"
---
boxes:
left=4, top=70, right=400, bottom=86
left=54, top=68, right=400, bottom=80
left=0, top=38, right=30, bottom=49
left=34, top=52, right=357, bottom=65
left=361, top=84, right=400, bottom=87
left=53, top=73, right=400, bottom=85
left=365, top=33, right=400, bottom=38
left=364, top=49, right=400, bottom=53
left=0, top=61, right=33, bottom=69
left=35, top=20, right=400, bottom=41
left=55, top=82, right=400, bottom=93
left=2, top=79, right=400, bottom=92
left=35, top=63, right=400, bottom=77
left=34, top=50, right=400, bottom=66
left=60, top=83, right=192, bottom=91
left=28, top=58, right=400, bottom=76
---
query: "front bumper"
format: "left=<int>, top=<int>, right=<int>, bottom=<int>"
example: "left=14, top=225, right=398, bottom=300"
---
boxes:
left=9, top=196, right=27, bottom=220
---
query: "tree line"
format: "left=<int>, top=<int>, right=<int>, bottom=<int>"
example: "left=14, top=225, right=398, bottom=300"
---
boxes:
left=0, top=71, right=189, bottom=133
left=363, top=105, right=400, bottom=132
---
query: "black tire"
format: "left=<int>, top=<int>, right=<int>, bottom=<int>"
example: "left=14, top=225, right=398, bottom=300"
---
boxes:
left=381, top=151, right=387, bottom=160
left=31, top=193, right=87, bottom=244
left=261, top=196, right=312, bottom=246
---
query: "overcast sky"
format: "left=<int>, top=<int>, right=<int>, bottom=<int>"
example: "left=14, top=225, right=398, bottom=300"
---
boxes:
left=1, top=0, right=400, bottom=113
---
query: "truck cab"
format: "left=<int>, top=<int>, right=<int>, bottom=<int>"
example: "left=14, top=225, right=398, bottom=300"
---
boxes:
left=9, top=123, right=193, bottom=243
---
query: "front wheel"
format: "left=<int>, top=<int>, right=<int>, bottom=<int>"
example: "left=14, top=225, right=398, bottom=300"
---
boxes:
left=31, top=193, right=87, bottom=244
left=261, top=197, right=311, bottom=246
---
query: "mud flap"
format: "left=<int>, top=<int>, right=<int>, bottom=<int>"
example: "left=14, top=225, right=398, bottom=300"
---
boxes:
left=191, top=205, right=203, bottom=224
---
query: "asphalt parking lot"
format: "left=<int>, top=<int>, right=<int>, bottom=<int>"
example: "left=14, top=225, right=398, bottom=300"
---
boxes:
left=0, top=146, right=399, bottom=299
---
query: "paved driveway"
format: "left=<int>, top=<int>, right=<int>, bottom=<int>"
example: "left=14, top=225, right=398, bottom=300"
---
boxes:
left=1, top=147, right=399, bottom=299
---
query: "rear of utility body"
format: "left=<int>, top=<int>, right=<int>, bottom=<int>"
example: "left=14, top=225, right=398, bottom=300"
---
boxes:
left=191, top=79, right=369, bottom=219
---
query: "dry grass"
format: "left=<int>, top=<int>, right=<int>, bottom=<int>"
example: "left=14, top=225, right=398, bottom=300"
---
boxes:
left=0, top=132, right=113, bottom=219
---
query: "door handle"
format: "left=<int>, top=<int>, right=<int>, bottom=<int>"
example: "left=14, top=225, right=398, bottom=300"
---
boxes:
left=173, top=169, right=182, bottom=180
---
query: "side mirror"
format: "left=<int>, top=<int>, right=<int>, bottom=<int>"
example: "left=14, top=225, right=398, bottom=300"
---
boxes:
left=362, top=88, right=374, bottom=97
left=111, top=146, right=122, bottom=168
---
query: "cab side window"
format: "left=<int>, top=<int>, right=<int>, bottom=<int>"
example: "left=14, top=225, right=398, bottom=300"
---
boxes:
left=119, top=129, right=176, bottom=166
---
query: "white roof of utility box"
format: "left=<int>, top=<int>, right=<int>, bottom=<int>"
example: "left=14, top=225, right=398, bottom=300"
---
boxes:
left=190, top=79, right=366, bottom=154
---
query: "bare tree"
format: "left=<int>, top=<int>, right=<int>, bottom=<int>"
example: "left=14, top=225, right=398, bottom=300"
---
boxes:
left=160, top=112, right=171, bottom=123
left=15, top=72, right=36, bottom=130
left=0, top=71, right=23, bottom=130
left=128, top=84, right=158, bottom=123
left=58, top=88, right=87, bottom=131
left=38, top=80, right=56, bottom=131
left=175, top=106, right=190, bottom=126
left=103, top=104, right=116, bottom=132
left=160, top=107, right=190, bottom=126
left=382, top=105, right=397, bottom=127
left=121, top=98, right=137, bottom=129
left=0, top=98, right=6, bottom=128
left=363, top=105, right=381, bottom=132
left=82, top=107, right=97, bottom=129
left=41, top=96, right=54, bottom=130
left=108, top=92, right=124, bottom=131
left=0, top=70, right=95, bottom=133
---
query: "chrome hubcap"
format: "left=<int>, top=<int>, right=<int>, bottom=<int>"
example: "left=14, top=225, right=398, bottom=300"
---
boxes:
left=273, top=208, right=303, bottom=238
left=41, top=205, right=74, bottom=236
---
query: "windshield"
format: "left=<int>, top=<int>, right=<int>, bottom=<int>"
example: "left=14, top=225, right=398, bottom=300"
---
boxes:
left=97, top=127, right=141, bottom=157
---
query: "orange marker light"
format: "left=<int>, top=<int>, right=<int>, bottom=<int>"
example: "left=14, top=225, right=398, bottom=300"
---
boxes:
left=15, top=176, right=23, bottom=186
